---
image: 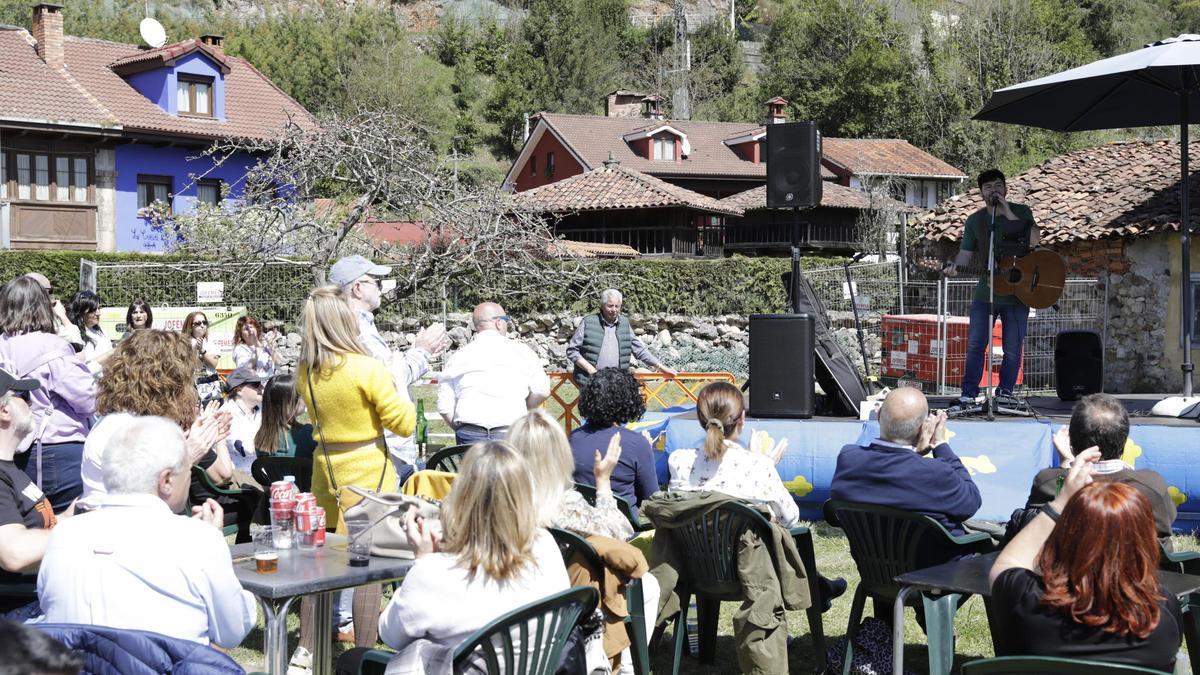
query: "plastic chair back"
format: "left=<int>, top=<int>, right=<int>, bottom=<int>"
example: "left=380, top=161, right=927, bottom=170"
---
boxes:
left=823, top=499, right=990, bottom=601
left=1159, top=539, right=1200, bottom=575
left=426, top=444, right=471, bottom=473
left=452, top=585, right=598, bottom=674
left=655, top=500, right=777, bottom=601
left=962, top=656, right=1169, bottom=674
left=250, top=456, right=313, bottom=492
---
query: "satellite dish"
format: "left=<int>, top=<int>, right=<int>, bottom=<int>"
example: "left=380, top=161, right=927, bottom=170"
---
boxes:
left=139, top=17, right=167, bottom=49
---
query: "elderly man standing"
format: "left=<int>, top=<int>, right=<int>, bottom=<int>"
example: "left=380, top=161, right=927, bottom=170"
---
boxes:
left=567, top=288, right=676, bottom=389
left=438, top=302, right=551, bottom=445
left=830, top=387, right=981, bottom=535
left=37, top=416, right=257, bottom=647
left=329, top=255, right=448, bottom=484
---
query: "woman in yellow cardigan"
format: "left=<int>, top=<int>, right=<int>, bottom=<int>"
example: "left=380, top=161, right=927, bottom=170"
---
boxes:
left=298, top=284, right=416, bottom=528
left=296, top=285, right=415, bottom=651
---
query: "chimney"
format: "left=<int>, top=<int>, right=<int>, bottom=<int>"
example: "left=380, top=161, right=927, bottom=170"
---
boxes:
left=765, top=96, right=788, bottom=125
left=641, top=94, right=664, bottom=120
left=32, top=3, right=64, bottom=70
left=199, top=34, right=224, bottom=56
left=606, top=90, right=646, bottom=118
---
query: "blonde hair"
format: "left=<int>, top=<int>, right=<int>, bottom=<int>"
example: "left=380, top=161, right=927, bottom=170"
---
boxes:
left=440, top=441, right=538, bottom=582
left=299, top=285, right=369, bottom=378
left=508, top=410, right=575, bottom=527
left=696, top=382, right=744, bottom=460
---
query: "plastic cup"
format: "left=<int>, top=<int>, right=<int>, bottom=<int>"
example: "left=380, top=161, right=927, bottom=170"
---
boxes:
left=269, top=501, right=294, bottom=549
left=297, top=529, right=317, bottom=551
left=345, top=520, right=372, bottom=567
left=253, top=527, right=279, bottom=574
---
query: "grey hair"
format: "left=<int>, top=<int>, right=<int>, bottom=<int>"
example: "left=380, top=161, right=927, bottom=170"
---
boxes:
left=878, top=396, right=928, bottom=446
left=102, top=415, right=188, bottom=495
left=599, top=289, right=622, bottom=305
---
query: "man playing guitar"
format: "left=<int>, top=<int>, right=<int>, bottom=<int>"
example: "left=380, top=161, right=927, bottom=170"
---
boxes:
left=943, top=169, right=1039, bottom=412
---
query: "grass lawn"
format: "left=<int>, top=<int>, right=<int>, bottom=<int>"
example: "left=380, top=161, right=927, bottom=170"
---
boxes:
left=229, top=527, right=1200, bottom=673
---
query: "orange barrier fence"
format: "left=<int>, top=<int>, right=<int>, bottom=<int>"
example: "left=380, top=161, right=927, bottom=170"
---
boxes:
left=547, top=372, right=737, bottom=434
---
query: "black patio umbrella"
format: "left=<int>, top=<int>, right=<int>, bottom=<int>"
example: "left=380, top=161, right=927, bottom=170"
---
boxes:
left=974, top=35, right=1200, bottom=397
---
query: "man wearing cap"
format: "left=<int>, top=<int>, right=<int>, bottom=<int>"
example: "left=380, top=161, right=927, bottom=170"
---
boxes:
left=567, top=288, right=676, bottom=390
left=22, top=273, right=82, bottom=350
left=0, top=367, right=59, bottom=622
left=438, top=302, right=551, bottom=445
left=328, top=255, right=448, bottom=484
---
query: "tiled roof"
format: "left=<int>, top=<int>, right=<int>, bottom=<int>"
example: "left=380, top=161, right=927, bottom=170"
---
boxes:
left=917, top=140, right=1198, bottom=244
left=108, top=39, right=230, bottom=74
left=531, top=113, right=964, bottom=182
left=515, top=162, right=743, bottom=216
left=0, top=27, right=314, bottom=141
left=550, top=239, right=641, bottom=258
left=719, top=182, right=916, bottom=212
left=822, top=138, right=966, bottom=179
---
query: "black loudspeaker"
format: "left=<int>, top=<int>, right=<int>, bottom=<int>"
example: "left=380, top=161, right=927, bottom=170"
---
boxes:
left=749, top=314, right=814, bottom=418
left=1055, top=330, right=1103, bottom=401
left=766, top=121, right=822, bottom=209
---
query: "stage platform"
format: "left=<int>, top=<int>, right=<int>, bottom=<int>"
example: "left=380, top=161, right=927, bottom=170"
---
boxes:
left=645, top=398, right=1200, bottom=533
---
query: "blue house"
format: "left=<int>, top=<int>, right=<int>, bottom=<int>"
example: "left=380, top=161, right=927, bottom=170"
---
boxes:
left=0, top=3, right=315, bottom=252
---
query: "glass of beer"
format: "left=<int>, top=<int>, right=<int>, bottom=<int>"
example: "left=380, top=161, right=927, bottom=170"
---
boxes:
left=254, top=527, right=280, bottom=574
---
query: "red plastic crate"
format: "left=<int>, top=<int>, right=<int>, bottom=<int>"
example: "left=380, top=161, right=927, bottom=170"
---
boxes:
left=882, top=314, right=1023, bottom=387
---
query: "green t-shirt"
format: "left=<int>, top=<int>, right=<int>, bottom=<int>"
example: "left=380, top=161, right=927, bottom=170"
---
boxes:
left=960, top=202, right=1036, bottom=306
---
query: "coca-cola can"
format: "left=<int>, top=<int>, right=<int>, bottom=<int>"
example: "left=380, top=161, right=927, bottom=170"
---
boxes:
left=293, top=493, right=317, bottom=533
left=313, top=507, right=326, bottom=547
left=269, top=480, right=296, bottom=502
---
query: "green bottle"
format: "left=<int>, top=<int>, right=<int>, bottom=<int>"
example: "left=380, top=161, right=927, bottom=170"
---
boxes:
left=415, top=399, right=428, bottom=451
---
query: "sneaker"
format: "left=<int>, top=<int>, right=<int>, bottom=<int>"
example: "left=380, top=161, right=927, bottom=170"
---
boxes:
left=287, top=646, right=312, bottom=675
left=994, top=391, right=1022, bottom=407
left=946, top=396, right=976, bottom=413
left=336, top=621, right=355, bottom=643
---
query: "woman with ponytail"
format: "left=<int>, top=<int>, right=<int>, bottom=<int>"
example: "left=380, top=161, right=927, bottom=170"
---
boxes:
left=666, top=381, right=798, bottom=526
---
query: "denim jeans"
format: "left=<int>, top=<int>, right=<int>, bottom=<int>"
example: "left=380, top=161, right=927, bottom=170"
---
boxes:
left=15, top=441, right=84, bottom=513
left=962, top=300, right=1029, bottom=399
left=453, top=424, right=508, bottom=446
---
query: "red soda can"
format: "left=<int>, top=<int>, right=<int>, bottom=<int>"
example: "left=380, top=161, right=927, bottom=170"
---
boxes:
left=293, top=493, right=317, bottom=532
left=313, top=507, right=326, bottom=547
left=270, top=480, right=296, bottom=502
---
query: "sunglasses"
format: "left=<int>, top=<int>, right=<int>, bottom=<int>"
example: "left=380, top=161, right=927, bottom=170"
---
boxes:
left=492, top=315, right=512, bottom=323
left=9, top=390, right=30, bottom=403
left=193, top=320, right=208, bottom=326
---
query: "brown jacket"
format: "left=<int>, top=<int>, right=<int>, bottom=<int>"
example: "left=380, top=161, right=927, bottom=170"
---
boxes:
left=566, top=534, right=648, bottom=659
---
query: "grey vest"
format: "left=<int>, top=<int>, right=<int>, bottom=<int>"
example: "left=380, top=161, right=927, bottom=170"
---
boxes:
left=573, top=313, right=632, bottom=388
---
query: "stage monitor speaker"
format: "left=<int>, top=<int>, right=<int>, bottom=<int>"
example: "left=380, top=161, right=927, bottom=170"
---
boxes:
left=1055, top=330, right=1103, bottom=401
left=749, top=314, right=814, bottom=418
left=766, top=122, right=822, bottom=209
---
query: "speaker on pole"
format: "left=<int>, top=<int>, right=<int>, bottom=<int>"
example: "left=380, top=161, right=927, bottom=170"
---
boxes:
left=766, top=121, right=822, bottom=209
left=749, top=314, right=815, bottom=418
left=1055, top=330, right=1103, bottom=401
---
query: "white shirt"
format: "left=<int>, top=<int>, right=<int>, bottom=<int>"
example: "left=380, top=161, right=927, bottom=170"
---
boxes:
left=357, top=309, right=430, bottom=465
left=668, top=440, right=800, bottom=527
left=80, top=326, right=113, bottom=372
left=37, top=493, right=258, bottom=647
left=437, top=330, right=550, bottom=430
left=378, top=529, right=568, bottom=653
left=78, top=413, right=136, bottom=508
left=220, top=399, right=260, bottom=474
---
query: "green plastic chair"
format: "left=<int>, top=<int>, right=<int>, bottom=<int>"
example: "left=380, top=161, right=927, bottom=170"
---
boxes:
left=823, top=499, right=992, bottom=675
left=547, top=527, right=650, bottom=675
left=647, top=500, right=827, bottom=675
left=250, top=456, right=313, bottom=493
left=574, top=482, right=653, bottom=532
left=1159, top=539, right=1200, bottom=575
left=426, top=444, right=471, bottom=473
left=353, top=585, right=599, bottom=674
left=189, top=465, right=257, bottom=542
left=962, top=656, right=1170, bottom=674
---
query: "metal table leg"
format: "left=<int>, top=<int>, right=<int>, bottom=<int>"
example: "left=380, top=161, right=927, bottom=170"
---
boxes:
left=257, top=595, right=299, bottom=675
left=892, top=587, right=959, bottom=675
left=893, top=586, right=911, bottom=675
left=312, top=592, right=335, bottom=675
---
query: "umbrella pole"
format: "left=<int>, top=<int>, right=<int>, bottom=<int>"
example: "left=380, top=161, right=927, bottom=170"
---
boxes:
left=1183, top=97, right=1194, bottom=398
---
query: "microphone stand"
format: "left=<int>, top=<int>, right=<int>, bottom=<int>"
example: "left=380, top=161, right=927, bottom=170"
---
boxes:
left=985, top=199, right=997, bottom=421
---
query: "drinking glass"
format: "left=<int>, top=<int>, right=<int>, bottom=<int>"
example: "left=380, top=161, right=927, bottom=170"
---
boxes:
left=253, top=527, right=279, bottom=574
left=345, top=520, right=372, bottom=567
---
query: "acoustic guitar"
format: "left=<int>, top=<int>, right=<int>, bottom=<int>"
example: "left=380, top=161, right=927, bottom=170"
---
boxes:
left=991, top=249, right=1066, bottom=309
left=913, top=249, right=1067, bottom=309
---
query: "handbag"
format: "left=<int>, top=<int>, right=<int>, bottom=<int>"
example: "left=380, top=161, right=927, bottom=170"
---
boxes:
left=342, top=484, right=441, bottom=559
left=307, top=369, right=439, bottom=559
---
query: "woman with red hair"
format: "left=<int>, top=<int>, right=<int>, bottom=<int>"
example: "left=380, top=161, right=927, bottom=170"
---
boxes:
left=990, top=448, right=1182, bottom=672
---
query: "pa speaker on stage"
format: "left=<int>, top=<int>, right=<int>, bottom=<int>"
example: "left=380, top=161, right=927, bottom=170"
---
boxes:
left=1055, top=330, right=1103, bottom=401
left=749, top=314, right=814, bottom=418
left=766, top=121, right=822, bottom=209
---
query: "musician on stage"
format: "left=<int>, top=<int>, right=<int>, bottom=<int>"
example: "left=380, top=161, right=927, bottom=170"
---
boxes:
left=943, top=169, right=1039, bottom=411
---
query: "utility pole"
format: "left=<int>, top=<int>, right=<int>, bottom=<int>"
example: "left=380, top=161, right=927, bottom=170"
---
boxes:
left=671, top=0, right=690, bottom=120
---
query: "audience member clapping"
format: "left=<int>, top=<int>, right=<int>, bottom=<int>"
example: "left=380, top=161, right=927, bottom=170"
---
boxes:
left=233, top=315, right=281, bottom=378
left=182, top=311, right=222, bottom=405
left=376, top=441, right=569, bottom=671
left=990, top=448, right=1182, bottom=672
left=38, top=416, right=257, bottom=648
left=569, top=368, right=658, bottom=510
left=66, top=290, right=112, bottom=370
left=0, top=276, right=96, bottom=512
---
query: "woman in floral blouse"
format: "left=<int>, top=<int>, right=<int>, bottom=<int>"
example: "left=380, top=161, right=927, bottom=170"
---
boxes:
left=667, top=381, right=798, bottom=526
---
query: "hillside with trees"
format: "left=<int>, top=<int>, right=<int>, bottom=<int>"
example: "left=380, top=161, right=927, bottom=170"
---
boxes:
left=3, top=0, right=1198, bottom=183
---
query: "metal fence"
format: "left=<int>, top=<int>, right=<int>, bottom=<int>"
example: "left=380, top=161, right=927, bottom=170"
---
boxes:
left=804, top=260, right=1108, bottom=396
